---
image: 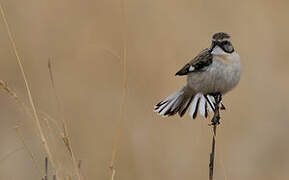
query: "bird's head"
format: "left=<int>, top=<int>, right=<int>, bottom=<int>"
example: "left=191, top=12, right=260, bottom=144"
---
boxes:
left=210, top=32, right=234, bottom=55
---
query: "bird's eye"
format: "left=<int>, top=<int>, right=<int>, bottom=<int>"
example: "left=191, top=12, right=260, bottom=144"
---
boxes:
left=221, top=41, right=234, bottom=53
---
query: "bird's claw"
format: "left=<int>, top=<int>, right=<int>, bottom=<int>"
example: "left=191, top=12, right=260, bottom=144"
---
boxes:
left=220, top=103, right=226, bottom=110
left=209, top=115, right=220, bottom=126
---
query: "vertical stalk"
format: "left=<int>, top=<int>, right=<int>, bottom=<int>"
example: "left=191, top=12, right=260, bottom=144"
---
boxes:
left=209, top=94, right=221, bottom=180
left=109, top=0, right=127, bottom=179
left=0, top=3, right=58, bottom=179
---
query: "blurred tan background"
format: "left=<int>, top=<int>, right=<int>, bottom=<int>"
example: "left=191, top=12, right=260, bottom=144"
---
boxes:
left=0, top=0, right=289, bottom=179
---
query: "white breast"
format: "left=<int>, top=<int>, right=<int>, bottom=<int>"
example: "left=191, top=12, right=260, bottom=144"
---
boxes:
left=187, top=52, right=241, bottom=94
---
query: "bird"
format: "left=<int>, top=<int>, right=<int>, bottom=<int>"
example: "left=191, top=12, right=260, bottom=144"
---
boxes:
left=154, top=32, right=241, bottom=120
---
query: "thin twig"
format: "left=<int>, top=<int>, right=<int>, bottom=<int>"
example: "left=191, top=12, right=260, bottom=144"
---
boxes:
left=0, top=3, right=58, bottom=179
left=0, top=147, right=23, bottom=163
left=44, top=157, right=48, bottom=180
left=47, top=59, right=84, bottom=180
left=96, top=47, right=121, bottom=61
left=209, top=94, right=222, bottom=180
left=0, top=80, right=81, bottom=179
left=209, top=125, right=217, bottom=180
left=48, top=59, right=72, bottom=155
left=14, top=126, right=42, bottom=175
left=109, top=0, right=127, bottom=179
left=48, top=58, right=69, bottom=138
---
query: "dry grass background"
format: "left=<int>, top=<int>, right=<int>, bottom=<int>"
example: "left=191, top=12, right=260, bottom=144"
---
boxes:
left=0, top=0, right=289, bottom=179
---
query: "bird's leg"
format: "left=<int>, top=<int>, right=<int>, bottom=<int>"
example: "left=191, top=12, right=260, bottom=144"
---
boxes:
left=220, top=102, right=226, bottom=110
left=210, top=93, right=222, bottom=126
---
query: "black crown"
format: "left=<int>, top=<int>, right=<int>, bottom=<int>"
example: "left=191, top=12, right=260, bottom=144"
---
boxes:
left=212, top=32, right=230, bottom=40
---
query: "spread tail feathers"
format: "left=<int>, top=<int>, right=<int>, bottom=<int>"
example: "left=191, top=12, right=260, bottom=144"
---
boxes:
left=154, top=90, right=219, bottom=119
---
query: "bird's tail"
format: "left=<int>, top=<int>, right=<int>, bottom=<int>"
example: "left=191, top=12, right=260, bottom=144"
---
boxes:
left=154, top=88, right=216, bottom=119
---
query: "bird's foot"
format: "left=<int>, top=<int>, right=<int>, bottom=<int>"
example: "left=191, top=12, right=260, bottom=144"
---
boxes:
left=220, top=103, right=226, bottom=110
left=209, top=115, right=220, bottom=126
left=208, top=93, right=222, bottom=126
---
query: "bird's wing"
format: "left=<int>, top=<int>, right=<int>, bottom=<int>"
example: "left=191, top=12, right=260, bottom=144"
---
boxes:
left=175, top=48, right=213, bottom=76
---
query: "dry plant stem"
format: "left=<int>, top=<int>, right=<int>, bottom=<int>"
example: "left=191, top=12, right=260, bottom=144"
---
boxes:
left=0, top=81, right=47, bottom=176
left=109, top=0, right=127, bottom=179
left=48, top=59, right=84, bottom=180
left=0, top=147, right=23, bottom=163
left=48, top=59, right=69, bottom=138
left=209, top=125, right=217, bottom=180
left=1, top=81, right=63, bottom=134
left=44, top=157, right=48, bottom=180
left=0, top=81, right=80, bottom=179
left=209, top=94, right=222, bottom=180
left=15, top=126, right=42, bottom=175
left=0, top=4, right=59, bottom=179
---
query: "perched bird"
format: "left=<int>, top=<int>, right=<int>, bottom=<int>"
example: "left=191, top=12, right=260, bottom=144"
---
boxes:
left=154, top=32, right=241, bottom=119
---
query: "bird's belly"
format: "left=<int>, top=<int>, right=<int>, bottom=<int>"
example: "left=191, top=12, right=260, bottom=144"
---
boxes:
left=187, top=57, right=241, bottom=94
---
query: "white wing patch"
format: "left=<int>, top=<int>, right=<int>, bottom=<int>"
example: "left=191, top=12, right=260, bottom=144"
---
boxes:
left=189, top=65, right=195, bottom=72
